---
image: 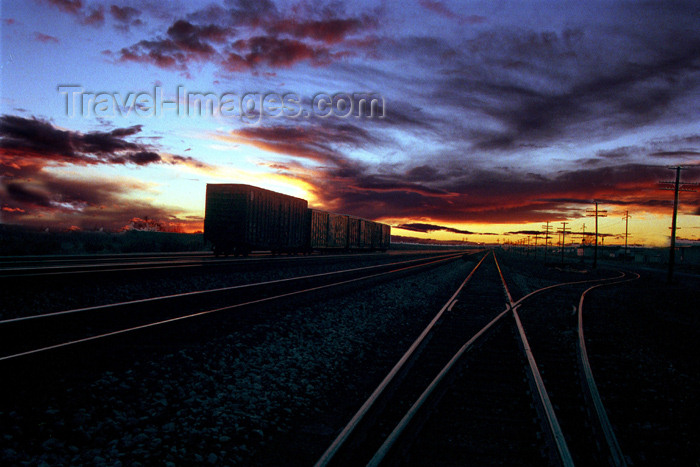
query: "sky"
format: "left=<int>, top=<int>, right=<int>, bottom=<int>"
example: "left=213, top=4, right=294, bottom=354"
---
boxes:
left=1, top=0, right=699, bottom=246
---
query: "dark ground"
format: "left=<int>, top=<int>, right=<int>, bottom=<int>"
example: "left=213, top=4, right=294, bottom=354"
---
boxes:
left=1, top=250, right=698, bottom=465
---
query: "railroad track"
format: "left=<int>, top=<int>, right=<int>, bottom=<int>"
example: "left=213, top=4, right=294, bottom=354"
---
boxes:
left=0, top=250, right=459, bottom=279
left=0, top=251, right=211, bottom=267
left=0, top=252, right=471, bottom=369
left=316, top=251, right=639, bottom=466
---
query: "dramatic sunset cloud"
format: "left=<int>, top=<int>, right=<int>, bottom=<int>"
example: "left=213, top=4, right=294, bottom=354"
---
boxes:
left=0, top=116, right=209, bottom=230
left=2, top=1, right=698, bottom=244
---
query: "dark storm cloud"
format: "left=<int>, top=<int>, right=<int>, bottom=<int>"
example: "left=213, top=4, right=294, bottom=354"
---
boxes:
left=116, top=19, right=231, bottom=71
left=0, top=116, right=208, bottom=231
left=5, top=183, right=52, bottom=207
left=223, top=36, right=336, bottom=70
left=396, top=222, right=489, bottom=235
left=109, top=5, right=142, bottom=31
left=291, top=161, right=680, bottom=223
left=112, top=1, right=380, bottom=73
left=43, top=0, right=83, bottom=15
left=0, top=174, right=197, bottom=232
left=230, top=120, right=378, bottom=167
left=429, top=17, right=700, bottom=151
left=81, top=5, right=105, bottom=26
left=41, top=0, right=105, bottom=26
left=120, top=151, right=162, bottom=165
left=1, top=115, right=138, bottom=163
left=649, top=150, right=700, bottom=158
left=0, top=115, right=204, bottom=169
left=109, top=5, right=140, bottom=22
left=597, top=148, right=634, bottom=159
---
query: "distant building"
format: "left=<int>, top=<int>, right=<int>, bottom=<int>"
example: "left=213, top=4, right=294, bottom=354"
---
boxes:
left=678, top=245, right=700, bottom=265
left=634, top=249, right=664, bottom=264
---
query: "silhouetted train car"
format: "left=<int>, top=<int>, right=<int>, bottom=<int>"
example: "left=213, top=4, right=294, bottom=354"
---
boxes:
left=380, top=224, right=391, bottom=250
left=307, top=209, right=329, bottom=250
left=205, top=184, right=390, bottom=255
left=307, top=209, right=350, bottom=251
left=205, top=184, right=308, bottom=256
left=347, top=216, right=363, bottom=249
left=328, top=212, right=349, bottom=249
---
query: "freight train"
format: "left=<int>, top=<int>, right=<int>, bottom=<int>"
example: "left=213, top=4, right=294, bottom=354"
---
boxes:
left=204, top=184, right=391, bottom=256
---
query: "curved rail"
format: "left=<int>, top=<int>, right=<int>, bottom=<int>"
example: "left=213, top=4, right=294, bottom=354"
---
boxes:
left=496, top=253, right=575, bottom=467
left=314, top=251, right=492, bottom=467
left=512, top=306, right=575, bottom=467
left=368, top=306, right=511, bottom=466
left=577, top=271, right=639, bottom=467
left=364, top=254, right=631, bottom=466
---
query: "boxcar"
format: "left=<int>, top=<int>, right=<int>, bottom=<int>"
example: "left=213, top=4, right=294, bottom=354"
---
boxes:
left=327, top=212, right=349, bottom=249
left=205, top=183, right=390, bottom=255
left=307, top=209, right=351, bottom=251
left=204, top=184, right=308, bottom=256
left=347, top=216, right=362, bottom=250
left=307, top=209, right=329, bottom=250
left=380, top=224, right=391, bottom=250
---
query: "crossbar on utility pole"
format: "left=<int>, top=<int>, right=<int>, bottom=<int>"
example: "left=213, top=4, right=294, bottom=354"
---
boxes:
left=558, top=222, right=571, bottom=266
left=586, top=202, right=607, bottom=268
left=659, top=167, right=698, bottom=283
left=622, top=211, right=631, bottom=262
left=542, top=221, right=552, bottom=264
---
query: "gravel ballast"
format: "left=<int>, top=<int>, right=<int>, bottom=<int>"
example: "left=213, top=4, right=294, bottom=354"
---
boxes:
left=0, top=252, right=441, bottom=320
left=1, top=257, right=477, bottom=465
left=3, top=252, right=697, bottom=465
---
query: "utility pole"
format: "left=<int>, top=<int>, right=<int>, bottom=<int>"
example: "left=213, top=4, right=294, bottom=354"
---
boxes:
left=580, top=223, right=586, bottom=245
left=526, top=236, right=531, bottom=256
left=558, top=222, right=571, bottom=266
left=659, top=167, right=698, bottom=283
left=586, top=202, right=608, bottom=268
left=622, top=211, right=631, bottom=261
left=533, top=233, right=539, bottom=259
left=542, top=221, right=552, bottom=264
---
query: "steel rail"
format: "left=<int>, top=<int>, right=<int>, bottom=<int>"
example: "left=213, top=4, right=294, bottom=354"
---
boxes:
left=0, top=252, right=463, bottom=326
left=364, top=255, right=629, bottom=466
left=314, top=251, right=491, bottom=467
left=577, top=271, right=639, bottom=467
left=512, top=306, right=575, bottom=467
left=0, top=251, right=210, bottom=267
left=368, top=253, right=514, bottom=465
left=368, top=306, right=510, bottom=466
left=494, top=253, right=575, bottom=467
left=0, top=250, right=467, bottom=279
left=0, top=253, right=463, bottom=363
